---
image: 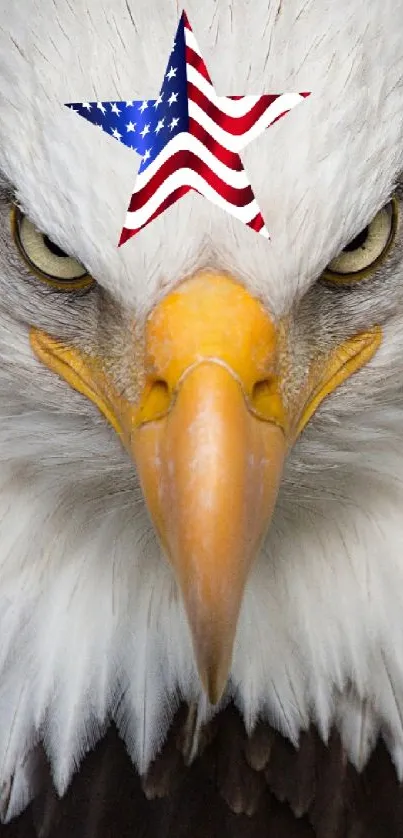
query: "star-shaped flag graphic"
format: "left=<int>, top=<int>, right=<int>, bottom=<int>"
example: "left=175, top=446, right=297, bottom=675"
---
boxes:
left=66, top=11, right=310, bottom=246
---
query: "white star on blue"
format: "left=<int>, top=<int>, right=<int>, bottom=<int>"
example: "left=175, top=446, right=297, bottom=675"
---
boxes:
left=65, top=15, right=188, bottom=172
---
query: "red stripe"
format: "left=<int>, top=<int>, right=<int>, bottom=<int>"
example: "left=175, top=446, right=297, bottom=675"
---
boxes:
left=188, top=83, right=281, bottom=135
left=188, top=117, right=243, bottom=170
left=119, top=185, right=191, bottom=246
left=269, top=108, right=293, bottom=128
left=185, top=45, right=212, bottom=83
left=119, top=226, right=135, bottom=246
left=128, top=149, right=254, bottom=212
left=247, top=212, right=266, bottom=233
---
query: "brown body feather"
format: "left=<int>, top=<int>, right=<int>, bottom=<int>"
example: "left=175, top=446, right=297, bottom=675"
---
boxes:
left=1, top=705, right=402, bottom=837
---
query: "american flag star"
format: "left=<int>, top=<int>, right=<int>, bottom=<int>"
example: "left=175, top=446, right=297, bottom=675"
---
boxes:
left=65, top=10, right=310, bottom=247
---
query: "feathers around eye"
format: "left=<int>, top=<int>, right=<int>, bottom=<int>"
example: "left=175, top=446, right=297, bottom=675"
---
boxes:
left=323, top=198, right=398, bottom=283
left=11, top=206, right=93, bottom=291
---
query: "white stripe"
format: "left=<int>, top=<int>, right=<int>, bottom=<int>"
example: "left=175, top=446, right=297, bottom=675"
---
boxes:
left=187, top=64, right=269, bottom=118
left=134, top=131, right=250, bottom=191
left=184, top=26, right=202, bottom=57
left=188, top=92, right=304, bottom=152
left=258, top=225, right=270, bottom=238
left=124, top=167, right=261, bottom=230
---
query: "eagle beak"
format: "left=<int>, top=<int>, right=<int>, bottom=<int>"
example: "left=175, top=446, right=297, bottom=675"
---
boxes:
left=133, top=365, right=285, bottom=702
left=29, top=271, right=381, bottom=705
left=131, top=274, right=286, bottom=703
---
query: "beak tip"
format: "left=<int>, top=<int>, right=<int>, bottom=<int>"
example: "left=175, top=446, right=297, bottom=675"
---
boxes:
left=206, top=683, right=226, bottom=706
left=198, top=654, right=230, bottom=706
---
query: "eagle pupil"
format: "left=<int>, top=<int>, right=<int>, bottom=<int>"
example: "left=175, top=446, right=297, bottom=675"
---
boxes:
left=43, top=235, right=69, bottom=258
left=343, top=226, right=369, bottom=252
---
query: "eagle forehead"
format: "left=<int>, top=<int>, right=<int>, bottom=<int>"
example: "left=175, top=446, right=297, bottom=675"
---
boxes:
left=0, top=0, right=402, bottom=314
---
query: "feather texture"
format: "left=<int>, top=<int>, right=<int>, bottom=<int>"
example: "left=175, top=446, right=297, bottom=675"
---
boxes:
left=1, top=708, right=403, bottom=837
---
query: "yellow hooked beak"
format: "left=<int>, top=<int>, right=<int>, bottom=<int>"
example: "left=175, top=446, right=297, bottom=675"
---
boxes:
left=30, top=272, right=381, bottom=703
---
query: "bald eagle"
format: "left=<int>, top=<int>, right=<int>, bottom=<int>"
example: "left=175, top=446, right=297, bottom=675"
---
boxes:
left=0, top=0, right=403, bottom=835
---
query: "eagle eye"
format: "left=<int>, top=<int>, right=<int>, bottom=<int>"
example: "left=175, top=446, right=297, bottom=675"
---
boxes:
left=323, top=197, right=398, bottom=284
left=11, top=206, right=94, bottom=291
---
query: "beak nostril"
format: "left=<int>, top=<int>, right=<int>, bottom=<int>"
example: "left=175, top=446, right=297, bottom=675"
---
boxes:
left=153, top=378, right=170, bottom=394
left=251, top=377, right=277, bottom=406
left=249, top=377, right=286, bottom=428
left=137, top=378, right=171, bottom=425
